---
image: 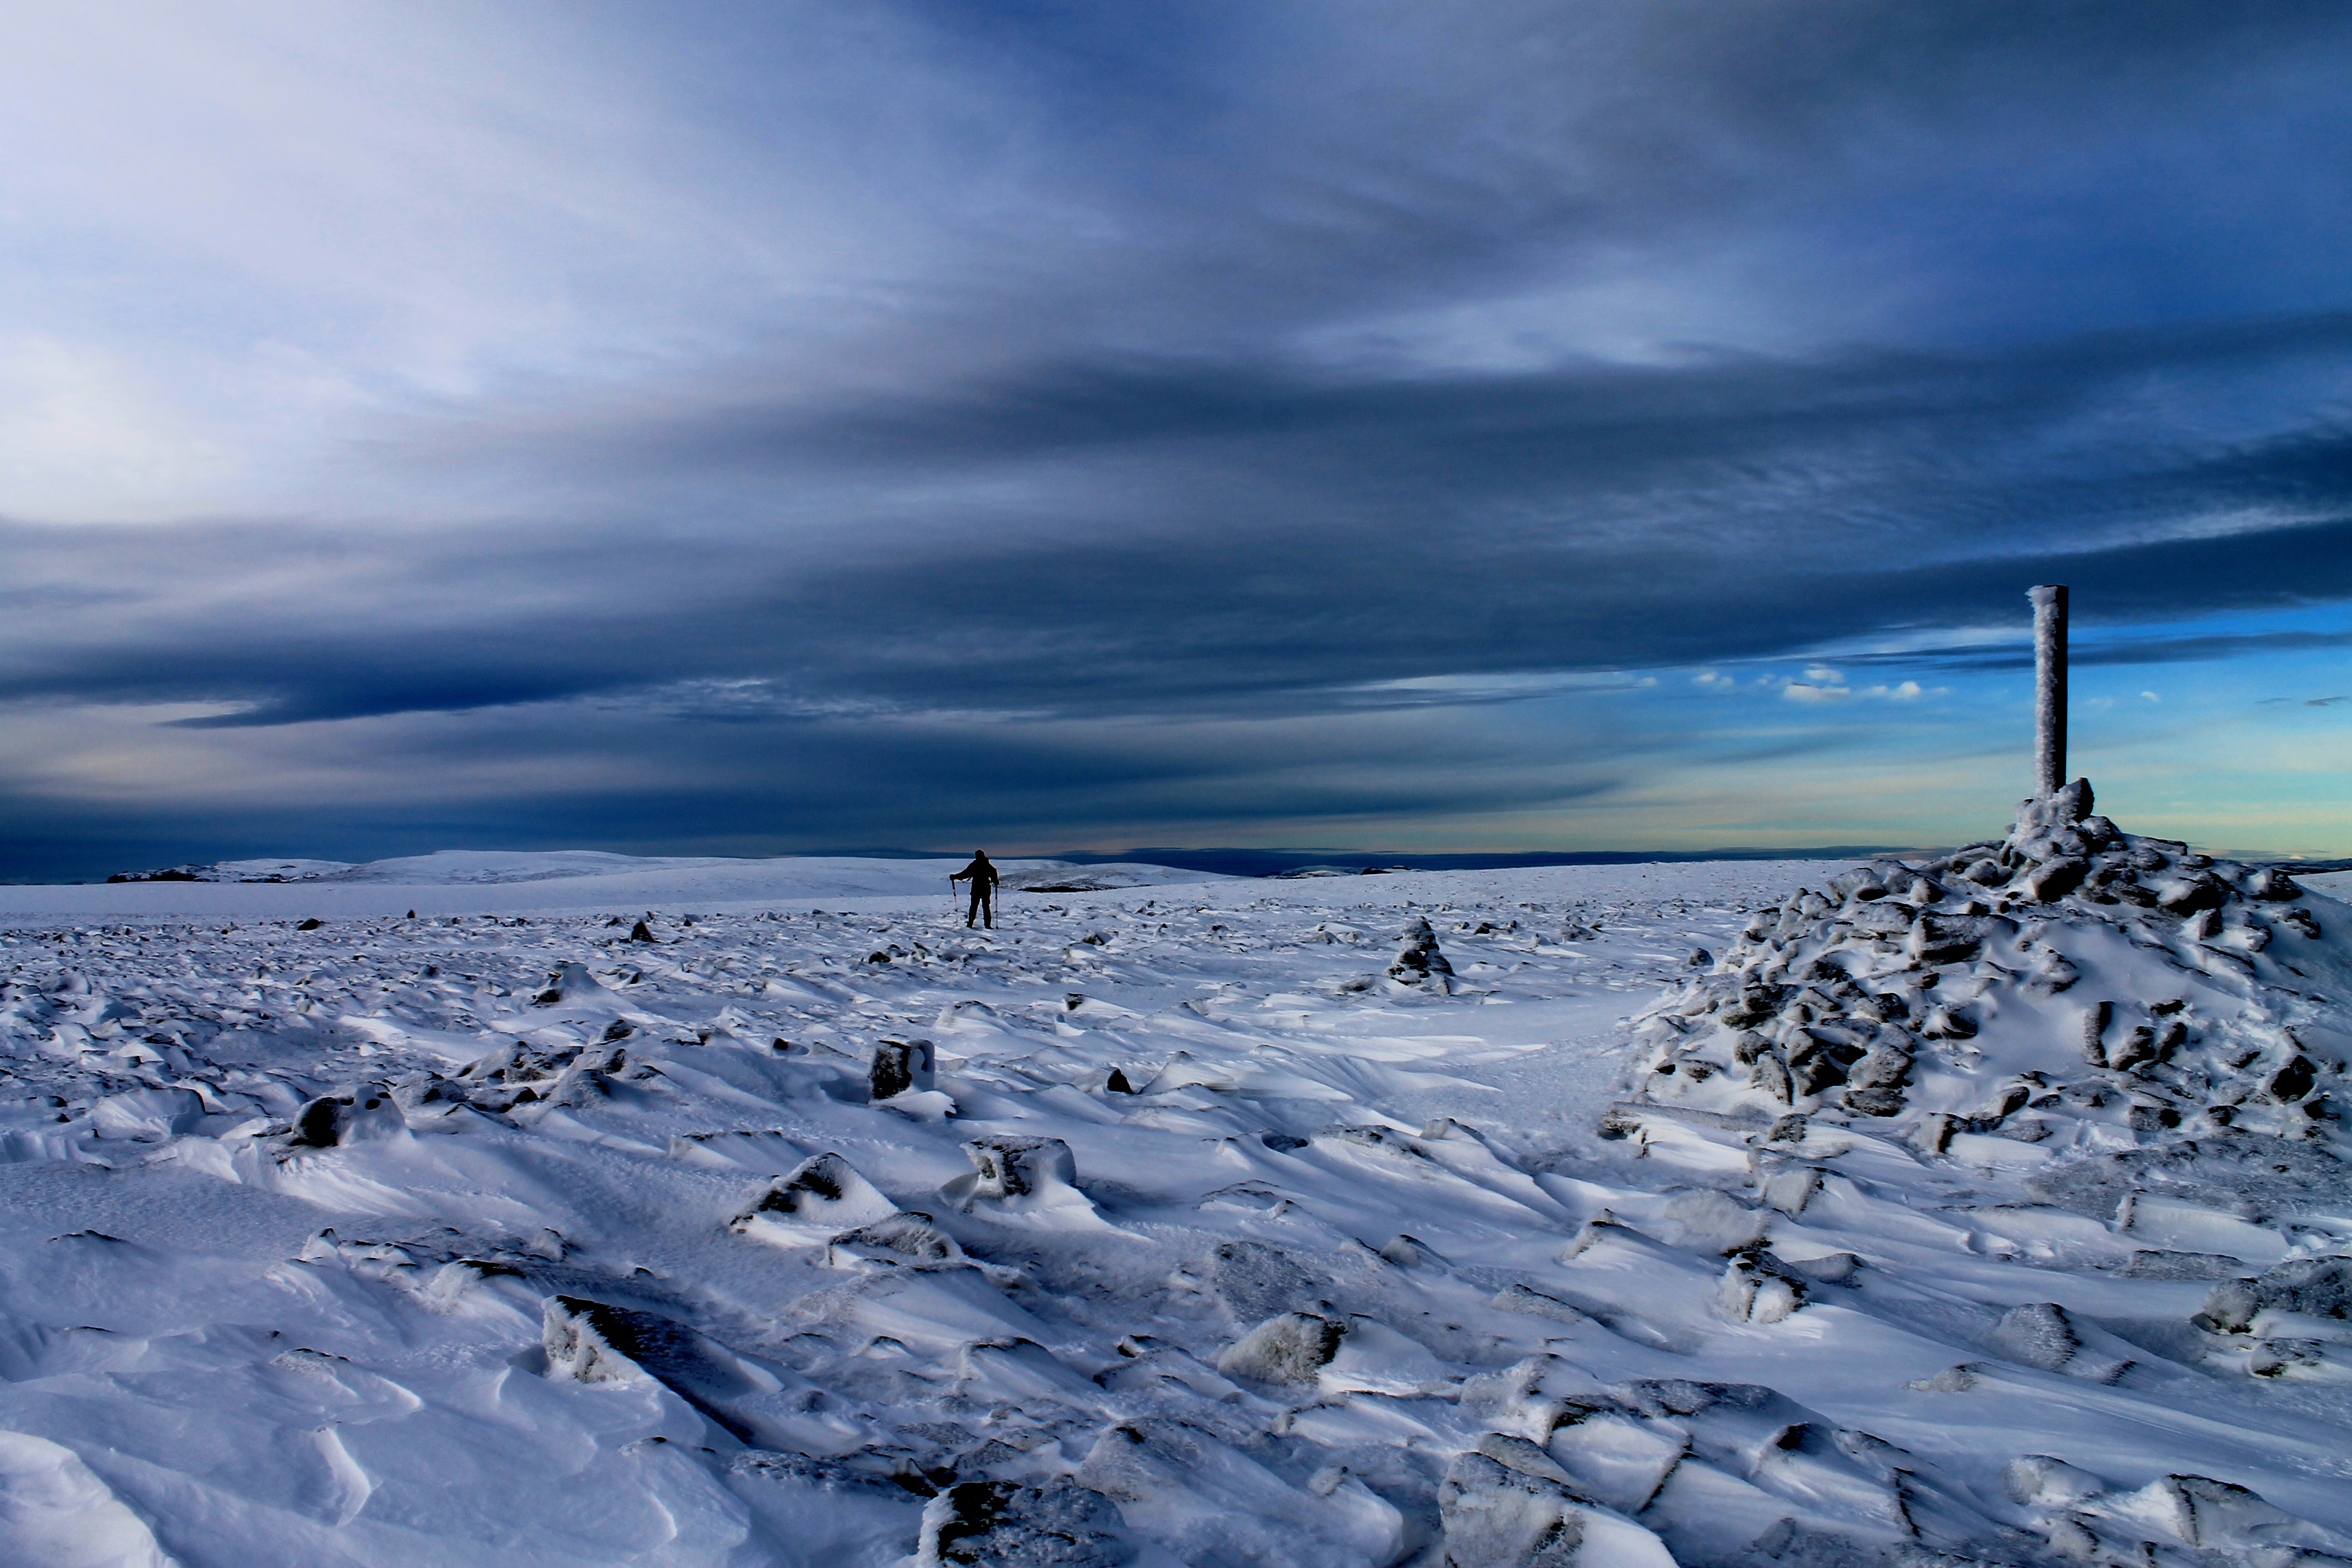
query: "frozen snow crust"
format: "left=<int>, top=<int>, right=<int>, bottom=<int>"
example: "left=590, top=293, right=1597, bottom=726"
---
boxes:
left=1, top=838, right=2350, bottom=1566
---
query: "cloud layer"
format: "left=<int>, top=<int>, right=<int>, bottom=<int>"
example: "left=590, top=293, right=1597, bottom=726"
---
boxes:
left=6, top=1, right=2352, bottom=877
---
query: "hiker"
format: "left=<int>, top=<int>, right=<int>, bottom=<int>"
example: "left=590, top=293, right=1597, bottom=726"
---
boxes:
left=950, top=851, right=1000, bottom=928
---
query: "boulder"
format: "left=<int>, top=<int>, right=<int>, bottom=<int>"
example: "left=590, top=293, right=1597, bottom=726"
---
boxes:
left=290, top=1086, right=406, bottom=1148
left=732, top=1151, right=898, bottom=1244
left=1216, top=1312, right=1348, bottom=1384
left=869, top=1037, right=935, bottom=1100
left=920, top=1478, right=1131, bottom=1567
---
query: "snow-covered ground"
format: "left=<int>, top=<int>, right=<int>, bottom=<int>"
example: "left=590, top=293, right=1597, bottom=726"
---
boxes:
left=12, top=852, right=1233, bottom=920
left=1, top=823, right=2348, bottom=1567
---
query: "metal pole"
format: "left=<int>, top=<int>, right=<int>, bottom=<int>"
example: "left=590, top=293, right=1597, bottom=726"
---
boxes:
left=2029, top=584, right=2067, bottom=798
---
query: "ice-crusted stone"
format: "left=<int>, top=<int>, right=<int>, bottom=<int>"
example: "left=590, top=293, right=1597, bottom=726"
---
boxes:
left=1759, top=1164, right=1823, bottom=1216
left=2021, top=856, right=2090, bottom=903
left=1988, top=1302, right=2131, bottom=1381
left=2056, top=1472, right=2346, bottom=1559
left=1439, top=1450, right=1676, bottom=1567
left=1076, top=1420, right=1404, bottom=1567
left=2196, top=1257, right=2352, bottom=1334
left=825, top=1211, right=966, bottom=1270
left=2002, top=1453, right=2106, bottom=1509
left=1490, top=1283, right=1589, bottom=1326
left=941, top=1134, right=1094, bottom=1219
left=732, top=1151, right=898, bottom=1244
left=1202, top=1238, right=1324, bottom=1323
left=290, top=1085, right=405, bottom=1148
left=920, top=1478, right=1131, bottom=1567
left=1907, top=913, right=2012, bottom=965
left=1717, top=1252, right=1807, bottom=1323
left=544, top=1294, right=675, bottom=1385
left=1438, top=1452, right=1586, bottom=1567
left=1657, top=1189, right=1769, bottom=1254
left=870, top=1037, right=936, bottom=1101
left=1216, top=1311, right=1347, bottom=1384
left=1990, top=1302, right=2081, bottom=1371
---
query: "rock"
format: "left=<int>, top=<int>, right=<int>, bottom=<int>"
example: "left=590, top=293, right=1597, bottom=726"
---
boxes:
left=1760, top=1166, right=1822, bottom=1216
left=1827, top=868, right=1888, bottom=902
left=2246, top=867, right=2304, bottom=901
left=543, top=1294, right=656, bottom=1385
left=2263, top=1054, right=2318, bottom=1104
left=1841, top=1086, right=1905, bottom=1117
left=290, top=1086, right=405, bottom=1148
left=921, top=1478, right=1131, bottom=1567
left=1717, top=1253, right=1807, bottom=1323
left=2105, top=1024, right=2158, bottom=1071
left=1216, top=1312, right=1347, bottom=1384
left=1075, top=1420, right=1402, bottom=1566
left=2081, top=1001, right=2113, bottom=1067
left=869, top=1037, right=935, bottom=1101
left=949, top=1134, right=1081, bottom=1208
left=1990, top=1302, right=2082, bottom=1371
left=2246, top=1338, right=2330, bottom=1378
left=2196, top=1258, right=2352, bottom=1334
left=1847, top=1043, right=1913, bottom=1090
left=2002, top=1453, right=2106, bottom=1508
left=1436, top=1451, right=1589, bottom=1567
left=1787, top=1032, right=1864, bottom=1095
left=2117, top=1250, right=2248, bottom=1280
left=1988, top=1302, right=2130, bottom=1380
left=1908, top=913, right=2012, bottom=965
left=2021, top=857, right=2090, bottom=902
left=1749, top=1051, right=1793, bottom=1103
left=2158, top=875, right=2229, bottom=916
left=1657, top=1189, right=1768, bottom=1254
left=295, top=918, right=323, bottom=932
left=1202, top=1238, right=1323, bottom=1324
left=543, top=1064, right=612, bottom=1107
left=1787, top=1251, right=1860, bottom=1284
left=2023, top=952, right=2080, bottom=996
left=732, top=1152, right=898, bottom=1244
left=1919, top=1005, right=1976, bottom=1041
left=1491, top=1283, right=1589, bottom=1325
left=824, top=1211, right=966, bottom=1270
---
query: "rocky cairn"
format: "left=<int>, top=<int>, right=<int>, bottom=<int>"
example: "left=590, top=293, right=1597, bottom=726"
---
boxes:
left=1627, top=780, right=2339, bottom=1155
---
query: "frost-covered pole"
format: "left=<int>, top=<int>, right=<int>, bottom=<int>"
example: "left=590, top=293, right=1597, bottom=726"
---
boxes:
left=2030, top=584, right=2067, bottom=798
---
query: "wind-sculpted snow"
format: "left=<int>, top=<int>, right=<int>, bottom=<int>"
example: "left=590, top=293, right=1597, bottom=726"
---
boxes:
left=2, top=848, right=2350, bottom=1566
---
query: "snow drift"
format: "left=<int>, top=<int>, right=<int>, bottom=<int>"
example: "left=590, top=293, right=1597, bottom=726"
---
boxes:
left=1, top=831, right=2348, bottom=1566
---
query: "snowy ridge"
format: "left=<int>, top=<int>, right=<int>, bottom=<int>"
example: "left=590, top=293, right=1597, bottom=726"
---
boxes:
left=0, top=848, right=2348, bottom=1565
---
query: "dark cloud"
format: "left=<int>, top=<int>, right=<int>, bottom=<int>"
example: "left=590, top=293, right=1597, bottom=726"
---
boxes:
left=12, top=312, right=2352, bottom=733
left=7, top=1, right=2352, bottom=876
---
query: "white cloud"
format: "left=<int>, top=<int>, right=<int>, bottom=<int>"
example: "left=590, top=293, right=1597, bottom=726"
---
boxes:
left=1782, top=682, right=1850, bottom=703
left=1803, top=665, right=1844, bottom=684
left=0, top=337, right=240, bottom=521
left=2141, top=690, right=2162, bottom=703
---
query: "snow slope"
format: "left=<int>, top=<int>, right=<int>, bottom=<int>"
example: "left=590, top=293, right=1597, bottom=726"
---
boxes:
left=8, top=852, right=1233, bottom=920
left=0, top=831, right=2348, bottom=1567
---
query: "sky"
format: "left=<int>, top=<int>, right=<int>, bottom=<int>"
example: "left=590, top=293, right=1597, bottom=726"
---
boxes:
left=5, top=1, right=2352, bottom=881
